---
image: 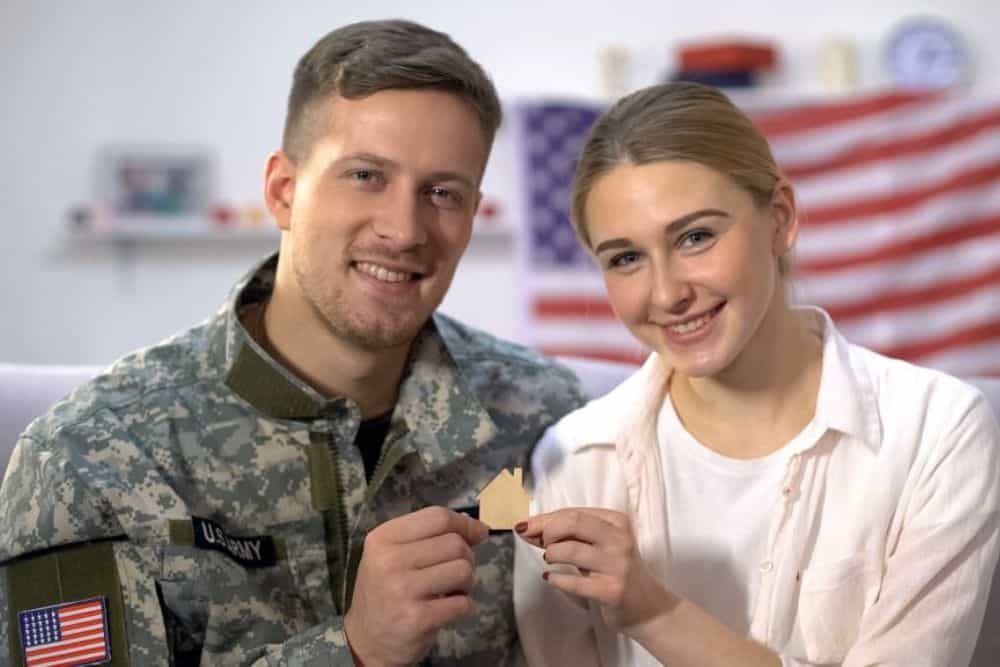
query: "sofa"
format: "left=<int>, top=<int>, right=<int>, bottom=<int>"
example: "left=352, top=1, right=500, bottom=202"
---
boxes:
left=1, top=359, right=998, bottom=664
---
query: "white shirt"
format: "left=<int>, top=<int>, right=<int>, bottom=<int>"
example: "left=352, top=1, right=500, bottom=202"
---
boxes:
left=658, top=395, right=797, bottom=635
left=515, top=308, right=1000, bottom=667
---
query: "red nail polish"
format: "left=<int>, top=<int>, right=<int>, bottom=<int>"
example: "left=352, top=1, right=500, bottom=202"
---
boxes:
left=542, top=572, right=550, bottom=581
left=514, top=522, right=527, bottom=533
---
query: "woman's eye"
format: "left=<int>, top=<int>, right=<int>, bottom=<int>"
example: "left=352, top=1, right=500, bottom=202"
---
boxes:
left=609, top=251, right=640, bottom=268
left=680, top=229, right=714, bottom=247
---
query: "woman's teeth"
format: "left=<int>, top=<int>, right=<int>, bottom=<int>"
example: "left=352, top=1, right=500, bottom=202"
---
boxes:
left=669, top=305, right=720, bottom=334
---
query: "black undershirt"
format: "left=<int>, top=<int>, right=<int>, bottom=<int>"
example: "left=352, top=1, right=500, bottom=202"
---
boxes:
left=353, top=411, right=393, bottom=482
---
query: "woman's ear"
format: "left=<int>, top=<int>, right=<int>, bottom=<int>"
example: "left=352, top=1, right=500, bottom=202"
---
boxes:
left=770, top=180, right=799, bottom=259
left=264, top=151, right=297, bottom=231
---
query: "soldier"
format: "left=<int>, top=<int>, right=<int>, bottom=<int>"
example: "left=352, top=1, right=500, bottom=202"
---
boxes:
left=0, top=19, right=585, bottom=667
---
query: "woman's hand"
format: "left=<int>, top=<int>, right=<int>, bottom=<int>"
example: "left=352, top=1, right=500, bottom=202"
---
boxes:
left=516, top=507, right=677, bottom=641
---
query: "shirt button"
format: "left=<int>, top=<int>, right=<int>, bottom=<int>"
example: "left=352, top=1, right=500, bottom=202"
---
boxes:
left=759, top=560, right=774, bottom=573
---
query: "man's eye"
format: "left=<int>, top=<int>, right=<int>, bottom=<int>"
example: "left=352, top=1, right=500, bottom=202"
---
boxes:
left=349, top=169, right=383, bottom=185
left=427, top=186, right=463, bottom=210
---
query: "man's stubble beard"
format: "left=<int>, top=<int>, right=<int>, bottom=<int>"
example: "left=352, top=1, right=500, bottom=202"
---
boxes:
left=293, top=259, right=432, bottom=352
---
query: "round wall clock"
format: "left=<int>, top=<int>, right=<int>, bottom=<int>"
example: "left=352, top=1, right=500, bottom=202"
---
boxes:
left=884, top=18, right=968, bottom=88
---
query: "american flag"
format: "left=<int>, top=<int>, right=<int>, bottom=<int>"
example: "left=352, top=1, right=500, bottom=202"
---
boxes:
left=516, top=91, right=1000, bottom=376
left=18, top=598, right=110, bottom=667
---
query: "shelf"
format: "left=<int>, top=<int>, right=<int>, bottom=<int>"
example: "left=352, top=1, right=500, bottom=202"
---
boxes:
left=66, top=222, right=515, bottom=245
left=67, top=226, right=280, bottom=244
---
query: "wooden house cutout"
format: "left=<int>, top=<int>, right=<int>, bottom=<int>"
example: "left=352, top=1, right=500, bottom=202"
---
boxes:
left=478, top=467, right=530, bottom=530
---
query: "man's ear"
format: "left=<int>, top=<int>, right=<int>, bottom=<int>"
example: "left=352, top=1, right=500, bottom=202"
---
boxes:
left=264, top=151, right=296, bottom=231
left=770, top=180, right=799, bottom=258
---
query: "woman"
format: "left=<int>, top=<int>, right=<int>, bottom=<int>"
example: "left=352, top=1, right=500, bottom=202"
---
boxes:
left=513, top=82, right=1000, bottom=667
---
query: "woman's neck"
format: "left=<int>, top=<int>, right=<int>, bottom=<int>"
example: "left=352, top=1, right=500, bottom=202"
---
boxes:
left=668, top=306, right=824, bottom=459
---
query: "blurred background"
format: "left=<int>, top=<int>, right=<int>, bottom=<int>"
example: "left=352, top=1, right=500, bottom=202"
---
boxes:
left=4, top=0, right=999, bottom=375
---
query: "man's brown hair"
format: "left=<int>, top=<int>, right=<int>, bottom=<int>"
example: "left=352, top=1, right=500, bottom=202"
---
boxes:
left=282, top=19, right=503, bottom=162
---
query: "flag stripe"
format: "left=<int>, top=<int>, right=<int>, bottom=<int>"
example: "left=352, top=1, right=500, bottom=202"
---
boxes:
left=534, top=296, right=615, bottom=319
left=796, top=180, right=1000, bottom=261
left=825, top=265, right=1000, bottom=321
left=57, top=605, right=100, bottom=619
left=540, top=345, right=649, bottom=365
left=879, top=318, right=1000, bottom=362
left=61, top=623, right=104, bottom=637
left=33, top=650, right=108, bottom=667
left=838, top=286, right=1000, bottom=351
left=796, top=236, right=1000, bottom=307
left=770, top=95, right=1000, bottom=167
left=27, top=636, right=105, bottom=657
left=754, top=92, right=936, bottom=137
left=794, top=132, right=1000, bottom=211
left=797, top=217, right=1000, bottom=273
left=918, top=339, right=1000, bottom=376
left=783, top=106, right=1000, bottom=179
left=803, top=160, right=1000, bottom=225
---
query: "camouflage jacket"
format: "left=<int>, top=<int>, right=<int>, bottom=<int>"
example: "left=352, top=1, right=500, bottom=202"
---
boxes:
left=0, top=255, right=586, bottom=666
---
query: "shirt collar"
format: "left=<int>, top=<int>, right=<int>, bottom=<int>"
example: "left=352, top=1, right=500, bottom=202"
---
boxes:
left=220, top=253, right=499, bottom=469
left=800, top=306, right=883, bottom=452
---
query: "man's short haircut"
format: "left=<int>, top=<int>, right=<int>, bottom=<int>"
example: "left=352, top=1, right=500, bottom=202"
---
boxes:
left=282, top=19, right=503, bottom=162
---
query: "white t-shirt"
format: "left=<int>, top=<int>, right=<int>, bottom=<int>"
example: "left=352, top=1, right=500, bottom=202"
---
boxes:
left=658, top=395, right=815, bottom=634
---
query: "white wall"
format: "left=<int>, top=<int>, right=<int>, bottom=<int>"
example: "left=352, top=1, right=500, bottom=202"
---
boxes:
left=4, top=0, right=1000, bottom=363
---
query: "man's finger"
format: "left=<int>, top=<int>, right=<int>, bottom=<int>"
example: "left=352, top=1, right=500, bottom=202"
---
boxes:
left=412, top=558, right=476, bottom=598
left=382, top=506, right=488, bottom=545
left=407, top=532, right=475, bottom=570
left=420, top=593, right=477, bottom=629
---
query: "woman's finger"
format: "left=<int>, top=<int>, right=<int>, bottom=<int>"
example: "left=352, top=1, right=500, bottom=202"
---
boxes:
left=542, top=569, right=621, bottom=606
left=543, top=539, right=608, bottom=574
left=539, top=508, right=626, bottom=548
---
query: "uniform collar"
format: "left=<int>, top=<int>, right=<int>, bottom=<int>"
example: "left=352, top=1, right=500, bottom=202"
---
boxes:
left=800, top=306, right=883, bottom=452
left=396, top=321, right=499, bottom=472
left=222, top=253, right=339, bottom=420
left=220, top=254, right=499, bottom=469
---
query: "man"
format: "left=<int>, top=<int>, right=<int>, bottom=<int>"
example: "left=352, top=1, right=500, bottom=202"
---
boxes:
left=0, top=19, right=585, bottom=666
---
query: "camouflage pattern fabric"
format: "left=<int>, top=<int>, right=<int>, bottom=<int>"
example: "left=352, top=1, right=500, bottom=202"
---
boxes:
left=0, top=253, right=586, bottom=666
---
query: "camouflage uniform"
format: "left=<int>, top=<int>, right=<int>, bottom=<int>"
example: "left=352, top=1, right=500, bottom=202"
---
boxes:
left=0, top=254, right=586, bottom=666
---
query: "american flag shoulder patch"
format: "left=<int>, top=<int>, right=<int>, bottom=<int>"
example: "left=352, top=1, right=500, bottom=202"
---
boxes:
left=17, top=596, right=111, bottom=667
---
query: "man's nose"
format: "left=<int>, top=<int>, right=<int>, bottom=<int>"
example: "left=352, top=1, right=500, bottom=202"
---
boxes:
left=371, top=191, right=429, bottom=249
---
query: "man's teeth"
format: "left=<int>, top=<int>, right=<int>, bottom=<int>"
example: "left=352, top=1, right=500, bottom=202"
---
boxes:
left=670, top=308, right=717, bottom=334
left=355, top=261, right=412, bottom=283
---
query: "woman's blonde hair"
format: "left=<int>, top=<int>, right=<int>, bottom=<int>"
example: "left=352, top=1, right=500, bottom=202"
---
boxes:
left=571, top=81, right=791, bottom=274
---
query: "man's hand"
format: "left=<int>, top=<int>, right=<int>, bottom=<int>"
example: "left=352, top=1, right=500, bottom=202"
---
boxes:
left=344, top=506, right=489, bottom=667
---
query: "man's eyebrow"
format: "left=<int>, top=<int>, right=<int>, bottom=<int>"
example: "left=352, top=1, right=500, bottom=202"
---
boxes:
left=334, top=152, right=477, bottom=189
left=592, top=208, right=730, bottom=254
left=334, top=152, right=398, bottom=169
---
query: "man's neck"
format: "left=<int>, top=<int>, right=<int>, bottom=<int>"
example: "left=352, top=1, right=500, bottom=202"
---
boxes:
left=249, top=295, right=411, bottom=420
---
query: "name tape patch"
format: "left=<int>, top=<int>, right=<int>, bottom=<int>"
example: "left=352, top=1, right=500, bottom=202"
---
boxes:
left=18, top=596, right=111, bottom=667
left=192, top=517, right=278, bottom=568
